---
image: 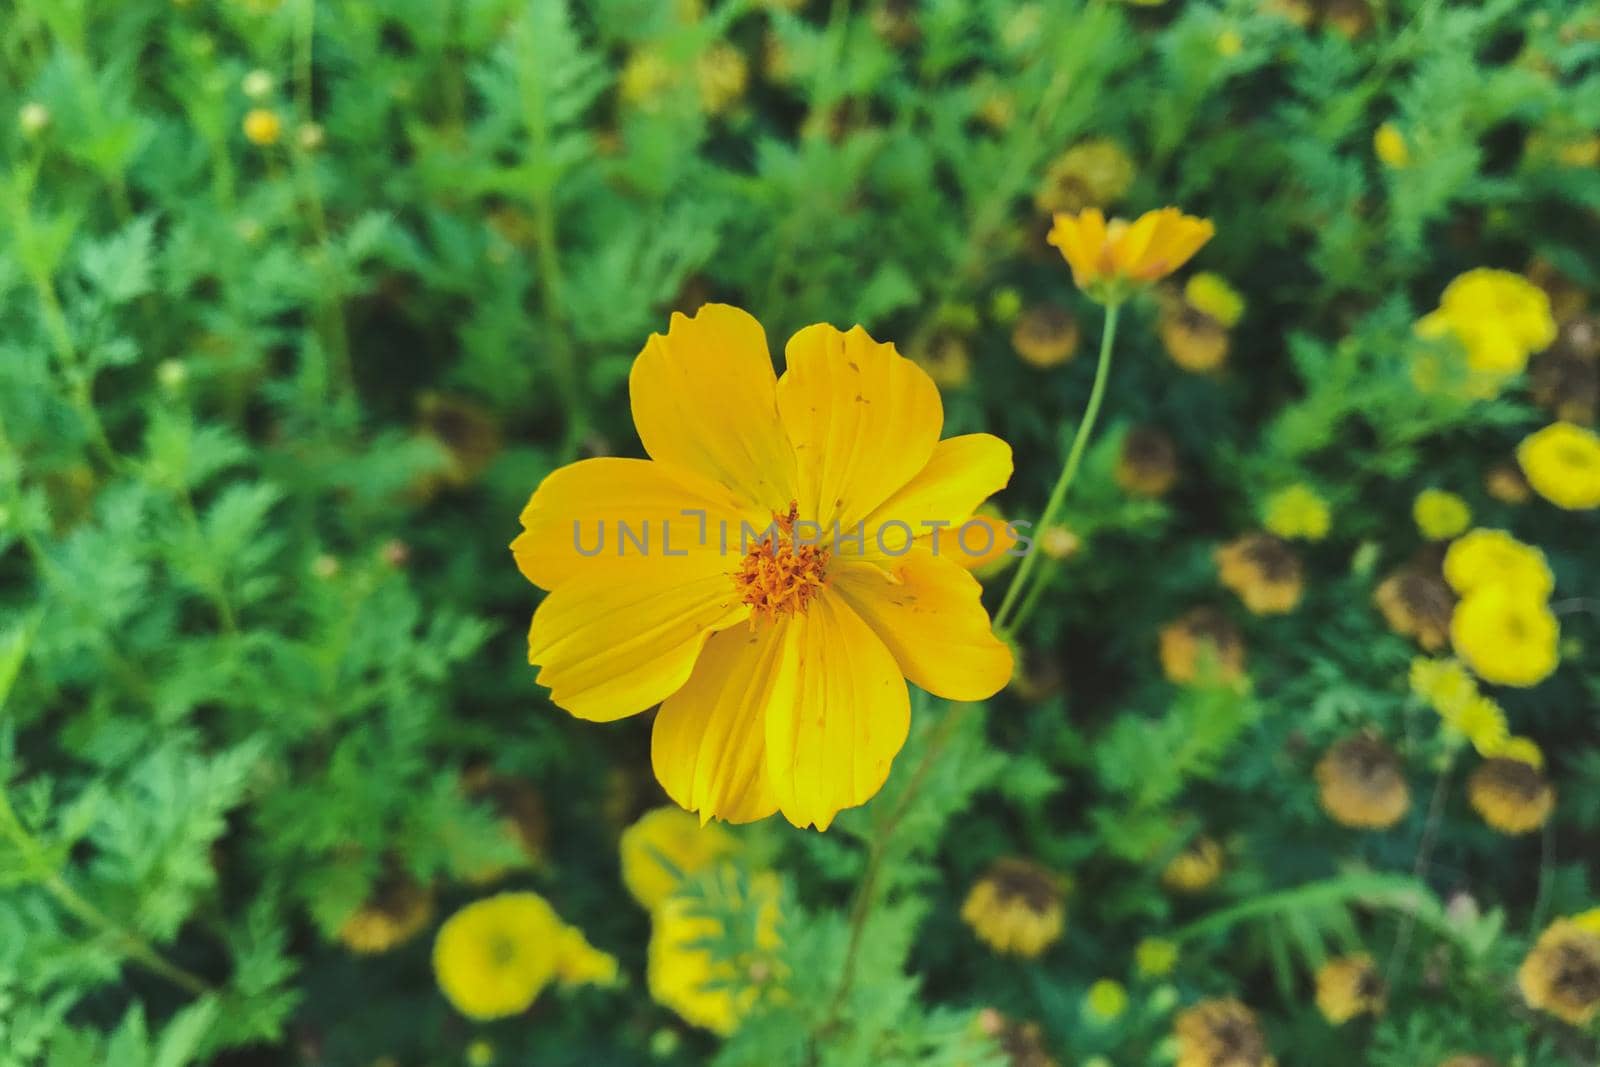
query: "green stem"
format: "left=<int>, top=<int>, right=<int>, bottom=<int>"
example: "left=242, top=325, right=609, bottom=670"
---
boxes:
left=994, top=301, right=1121, bottom=636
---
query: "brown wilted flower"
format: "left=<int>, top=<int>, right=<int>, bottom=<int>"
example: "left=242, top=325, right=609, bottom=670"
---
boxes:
left=1314, top=953, right=1387, bottom=1023
left=1035, top=138, right=1135, bottom=215
left=1011, top=305, right=1080, bottom=368
left=1373, top=565, right=1455, bottom=651
left=1315, top=736, right=1411, bottom=830
left=1518, top=916, right=1600, bottom=1025
left=336, top=874, right=435, bottom=954
left=1529, top=317, right=1599, bottom=424
left=1216, top=533, right=1304, bottom=615
left=1115, top=426, right=1179, bottom=498
left=1159, top=608, right=1246, bottom=686
left=1468, top=757, right=1555, bottom=835
left=1162, top=835, right=1224, bottom=893
left=1174, top=998, right=1274, bottom=1067
left=961, top=857, right=1068, bottom=958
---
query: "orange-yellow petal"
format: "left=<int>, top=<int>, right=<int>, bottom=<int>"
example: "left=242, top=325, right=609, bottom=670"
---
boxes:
left=763, top=592, right=910, bottom=830
left=948, top=514, right=1016, bottom=571
left=777, top=323, right=943, bottom=531
left=651, top=624, right=789, bottom=824
left=1047, top=209, right=1107, bottom=286
left=630, top=304, right=797, bottom=513
left=528, top=557, right=748, bottom=722
left=855, top=433, right=1013, bottom=563
left=1131, top=209, right=1214, bottom=280
left=830, top=555, right=1012, bottom=702
left=512, top=458, right=756, bottom=591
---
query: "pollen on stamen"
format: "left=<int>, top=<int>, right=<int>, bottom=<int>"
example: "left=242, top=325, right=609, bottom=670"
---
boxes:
left=732, top=501, right=830, bottom=623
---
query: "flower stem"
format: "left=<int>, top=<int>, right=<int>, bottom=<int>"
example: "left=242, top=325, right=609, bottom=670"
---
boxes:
left=994, top=301, right=1122, bottom=636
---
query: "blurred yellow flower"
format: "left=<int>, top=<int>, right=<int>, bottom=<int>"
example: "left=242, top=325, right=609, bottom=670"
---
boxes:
left=1495, top=735, right=1544, bottom=768
left=961, top=857, right=1068, bottom=958
left=1012, top=304, right=1080, bottom=367
left=1184, top=273, right=1245, bottom=329
left=1415, top=269, right=1556, bottom=396
left=1174, top=999, right=1274, bottom=1067
left=1216, top=29, right=1245, bottom=57
left=647, top=867, right=783, bottom=1034
left=1315, top=954, right=1386, bottom=1024
left=1451, top=586, right=1559, bottom=687
left=1262, top=484, right=1331, bottom=541
left=336, top=877, right=435, bottom=954
left=1409, top=656, right=1477, bottom=719
left=1518, top=422, right=1600, bottom=510
left=1085, top=979, right=1128, bottom=1021
left=1215, top=533, right=1303, bottom=615
left=1442, top=529, right=1553, bottom=599
left=697, top=42, right=748, bottom=115
left=1048, top=207, right=1214, bottom=303
left=1035, top=138, right=1135, bottom=215
left=433, top=892, right=617, bottom=1020
left=1453, top=694, right=1510, bottom=756
left=1469, top=757, right=1555, bottom=836
left=1485, top=461, right=1533, bottom=504
left=1135, top=937, right=1179, bottom=978
left=620, top=806, right=740, bottom=912
left=1374, top=122, right=1410, bottom=168
left=1314, top=736, right=1410, bottom=830
left=1374, top=566, right=1454, bottom=651
left=1159, top=608, right=1246, bottom=686
left=1519, top=917, right=1600, bottom=1025
left=512, top=305, right=1014, bottom=830
left=1115, top=427, right=1180, bottom=498
left=1162, top=835, right=1223, bottom=893
left=242, top=107, right=282, bottom=146
left=1413, top=489, right=1471, bottom=540
left=1159, top=285, right=1232, bottom=373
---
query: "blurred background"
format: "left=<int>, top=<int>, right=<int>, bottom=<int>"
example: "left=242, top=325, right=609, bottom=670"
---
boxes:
left=2, top=1, right=1599, bottom=1065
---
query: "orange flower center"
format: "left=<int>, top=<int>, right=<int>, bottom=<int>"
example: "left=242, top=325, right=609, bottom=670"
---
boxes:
left=733, top=502, right=829, bottom=621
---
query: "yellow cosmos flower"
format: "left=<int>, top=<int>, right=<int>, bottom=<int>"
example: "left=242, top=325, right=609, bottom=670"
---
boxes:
left=1518, top=422, right=1600, bottom=510
left=1414, top=269, right=1557, bottom=396
left=1174, top=999, right=1275, bottom=1067
left=647, top=866, right=783, bottom=1035
left=961, top=857, right=1068, bottom=959
left=620, top=806, right=739, bottom=912
left=1518, top=917, right=1600, bottom=1025
left=1315, top=953, right=1386, bottom=1024
left=1047, top=207, right=1215, bottom=303
left=433, top=892, right=617, bottom=1021
left=1441, top=529, right=1553, bottom=599
left=512, top=305, right=1014, bottom=830
left=1469, top=757, right=1555, bottom=836
left=1374, top=122, right=1410, bottom=168
left=1314, top=736, right=1410, bottom=830
left=1452, top=585, right=1559, bottom=688
left=1262, top=484, right=1331, bottom=541
left=1413, top=489, right=1471, bottom=541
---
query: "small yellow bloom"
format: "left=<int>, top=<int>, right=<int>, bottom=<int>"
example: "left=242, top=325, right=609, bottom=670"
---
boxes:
left=1374, top=567, right=1455, bottom=651
left=1452, top=586, right=1559, bottom=688
left=336, top=877, right=435, bottom=954
left=242, top=107, right=282, bottom=146
left=1519, top=917, right=1600, bottom=1025
left=1518, top=422, right=1600, bottom=510
left=1215, top=533, right=1304, bottom=615
left=1486, top=461, right=1533, bottom=504
left=1216, top=29, right=1244, bottom=57
left=1409, top=656, right=1478, bottom=719
left=697, top=42, right=748, bottom=115
left=620, top=49, right=675, bottom=108
left=1414, top=270, right=1557, bottom=396
left=1174, top=999, right=1274, bottom=1067
left=1184, top=273, right=1245, bottom=329
left=1047, top=207, right=1215, bottom=303
left=647, top=867, right=783, bottom=1034
left=1469, top=757, right=1555, bottom=836
left=466, top=1039, right=496, bottom=1067
left=1159, top=608, right=1245, bottom=686
left=1159, top=287, right=1231, bottom=373
left=1085, top=979, right=1128, bottom=1021
left=1034, top=138, right=1136, bottom=215
left=1262, top=484, right=1331, bottom=541
left=1374, top=122, right=1410, bottom=168
left=961, top=857, right=1068, bottom=958
left=1011, top=304, right=1080, bottom=368
left=1315, top=953, right=1386, bottom=1024
left=620, top=806, right=740, bottom=912
left=432, top=892, right=616, bottom=1021
left=1442, top=529, right=1553, bottom=599
left=1413, top=489, right=1471, bottom=540
left=1315, top=736, right=1410, bottom=830
left=1453, top=694, right=1510, bottom=757
left=1135, top=937, right=1179, bottom=978
left=1162, top=836, right=1223, bottom=893
left=1115, top=427, right=1180, bottom=498
left=512, top=305, right=1014, bottom=830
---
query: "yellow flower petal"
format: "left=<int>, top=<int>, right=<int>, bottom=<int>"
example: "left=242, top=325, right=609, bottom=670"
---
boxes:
left=764, top=593, right=910, bottom=830
left=630, top=304, right=797, bottom=512
left=511, top=458, right=754, bottom=591
left=528, top=557, right=748, bottom=721
left=777, top=322, right=943, bottom=530
left=651, top=624, right=789, bottom=824
left=856, top=433, right=1013, bottom=562
left=830, top=554, right=1013, bottom=702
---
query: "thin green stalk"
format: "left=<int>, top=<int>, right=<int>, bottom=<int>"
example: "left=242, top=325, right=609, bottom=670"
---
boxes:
left=994, top=301, right=1121, bottom=635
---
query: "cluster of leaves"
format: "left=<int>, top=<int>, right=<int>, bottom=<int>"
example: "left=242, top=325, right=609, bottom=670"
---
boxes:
left=2, top=0, right=1598, bottom=1064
